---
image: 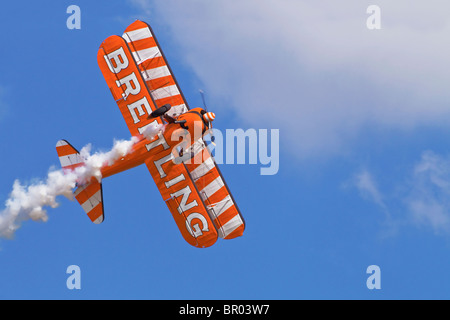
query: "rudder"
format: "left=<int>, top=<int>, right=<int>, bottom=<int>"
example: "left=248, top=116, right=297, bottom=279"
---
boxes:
left=56, top=140, right=84, bottom=172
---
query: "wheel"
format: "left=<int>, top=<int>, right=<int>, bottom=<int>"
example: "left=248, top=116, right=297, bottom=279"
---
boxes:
left=149, top=104, right=171, bottom=118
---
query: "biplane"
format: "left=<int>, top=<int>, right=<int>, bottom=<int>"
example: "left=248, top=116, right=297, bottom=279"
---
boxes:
left=56, top=20, right=245, bottom=248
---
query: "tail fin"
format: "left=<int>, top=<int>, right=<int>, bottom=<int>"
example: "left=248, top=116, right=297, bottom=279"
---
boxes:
left=56, top=140, right=85, bottom=172
left=56, top=140, right=105, bottom=224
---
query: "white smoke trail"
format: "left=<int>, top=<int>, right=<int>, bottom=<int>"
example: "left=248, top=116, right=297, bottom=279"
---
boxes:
left=76, top=136, right=139, bottom=184
left=141, top=122, right=164, bottom=141
left=0, top=137, right=139, bottom=239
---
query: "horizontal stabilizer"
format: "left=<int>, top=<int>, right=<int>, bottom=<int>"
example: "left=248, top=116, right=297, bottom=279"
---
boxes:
left=74, top=178, right=105, bottom=224
left=56, top=140, right=105, bottom=224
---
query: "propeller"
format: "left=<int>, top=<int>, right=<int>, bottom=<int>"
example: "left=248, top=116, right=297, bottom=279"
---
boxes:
left=199, top=89, right=208, bottom=111
left=199, top=89, right=216, bottom=146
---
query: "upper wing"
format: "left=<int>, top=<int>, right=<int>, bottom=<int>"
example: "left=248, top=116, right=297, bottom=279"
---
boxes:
left=122, top=20, right=189, bottom=118
left=97, top=34, right=160, bottom=136
left=123, top=20, right=245, bottom=240
left=97, top=32, right=218, bottom=247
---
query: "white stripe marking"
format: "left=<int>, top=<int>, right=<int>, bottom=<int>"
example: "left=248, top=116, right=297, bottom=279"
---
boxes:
left=59, top=154, right=84, bottom=168
left=143, top=65, right=171, bottom=81
left=123, top=27, right=152, bottom=42
left=81, top=190, right=102, bottom=213
left=218, top=215, right=243, bottom=238
left=180, top=139, right=205, bottom=165
left=74, top=184, right=86, bottom=197
left=56, top=140, right=68, bottom=147
left=200, top=176, right=224, bottom=199
left=190, top=157, right=215, bottom=181
left=93, top=215, right=104, bottom=224
left=132, top=47, right=161, bottom=64
left=209, top=195, right=233, bottom=220
left=152, top=84, right=180, bottom=100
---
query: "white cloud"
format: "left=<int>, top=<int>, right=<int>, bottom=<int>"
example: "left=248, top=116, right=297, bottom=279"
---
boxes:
left=352, top=152, right=450, bottom=235
left=132, top=0, right=450, bottom=158
left=353, top=169, right=387, bottom=211
left=406, top=151, right=450, bottom=233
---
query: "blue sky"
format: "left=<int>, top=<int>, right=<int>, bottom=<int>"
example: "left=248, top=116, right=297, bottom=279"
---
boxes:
left=1, top=0, right=450, bottom=299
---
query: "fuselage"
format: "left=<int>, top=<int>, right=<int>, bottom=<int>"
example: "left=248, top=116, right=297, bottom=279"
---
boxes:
left=100, top=137, right=152, bottom=179
left=100, top=108, right=209, bottom=179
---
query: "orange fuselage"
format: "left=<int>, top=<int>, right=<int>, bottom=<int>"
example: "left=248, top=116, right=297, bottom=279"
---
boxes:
left=100, top=109, right=208, bottom=179
left=100, top=137, right=153, bottom=179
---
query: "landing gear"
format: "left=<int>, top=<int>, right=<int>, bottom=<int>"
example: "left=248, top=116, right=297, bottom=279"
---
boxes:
left=148, top=104, right=172, bottom=119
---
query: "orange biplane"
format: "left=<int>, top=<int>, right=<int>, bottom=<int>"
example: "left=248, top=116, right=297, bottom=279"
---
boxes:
left=56, top=20, right=245, bottom=248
